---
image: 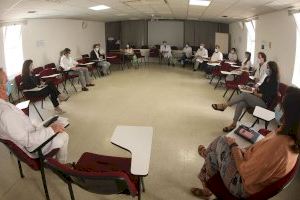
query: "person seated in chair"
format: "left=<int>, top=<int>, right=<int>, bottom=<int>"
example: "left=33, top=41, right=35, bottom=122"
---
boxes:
left=179, top=43, right=193, bottom=67
left=240, top=51, right=252, bottom=71
left=0, top=87, right=69, bottom=163
left=193, top=43, right=208, bottom=71
left=160, top=41, right=174, bottom=66
left=0, top=67, right=8, bottom=101
left=204, top=45, right=223, bottom=77
left=90, top=43, right=111, bottom=75
left=60, top=48, right=95, bottom=91
left=212, top=61, right=279, bottom=132
left=253, top=52, right=268, bottom=86
left=22, top=60, right=68, bottom=114
left=192, top=86, right=300, bottom=199
left=228, top=48, right=238, bottom=63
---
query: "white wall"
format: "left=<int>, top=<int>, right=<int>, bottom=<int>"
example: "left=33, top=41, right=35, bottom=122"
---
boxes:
left=21, top=19, right=105, bottom=67
left=230, top=10, right=296, bottom=85
left=148, top=21, right=184, bottom=47
left=229, top=22, right=247, bottom=60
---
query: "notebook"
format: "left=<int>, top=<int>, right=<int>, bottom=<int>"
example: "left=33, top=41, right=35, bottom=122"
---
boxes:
left=42, top=115, right=70, bottom=128
left=234, top=125, right=261, bottom=144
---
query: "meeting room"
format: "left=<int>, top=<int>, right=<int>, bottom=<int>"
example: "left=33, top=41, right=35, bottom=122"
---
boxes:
left=1, top=0, right=300, bottom=200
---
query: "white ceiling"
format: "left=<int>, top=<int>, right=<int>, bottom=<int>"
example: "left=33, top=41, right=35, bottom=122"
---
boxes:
left=0, top=0, right=300, bottom=23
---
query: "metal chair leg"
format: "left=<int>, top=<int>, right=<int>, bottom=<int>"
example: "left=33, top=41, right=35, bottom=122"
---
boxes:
left=40, top=162, right=50, bottom=200
left=138, top=177, right=142, bottom=200
left=141, top=177, right=145, bottom=192
left=214, top=77, right=222, bottom=89
left=17, top=160, right=25, bottom=178
left=32, top=103, right=44, bottom=121
left=69, top=79, right=77, bottom=92
left=239, top=110, right=247, bottom=121
left=251, top=118, right=259, bottom=127
left=223, top=89, right=229, bottom=97
left=209, top=76, right=215, bottom=84
left=67, top=182, right=75, bottom=200
left=62, top=83, right=68, bottom=94
left=228, top=90, right=236, bottom=101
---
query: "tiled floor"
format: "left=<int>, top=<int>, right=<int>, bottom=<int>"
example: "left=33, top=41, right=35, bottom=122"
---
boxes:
left=0, top=64, right=299, bottom=200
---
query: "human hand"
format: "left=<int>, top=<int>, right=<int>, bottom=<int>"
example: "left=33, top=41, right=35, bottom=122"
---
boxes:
left=50, top=122, right=65, bottom=133
left=225, top=137, right=236, bottom=145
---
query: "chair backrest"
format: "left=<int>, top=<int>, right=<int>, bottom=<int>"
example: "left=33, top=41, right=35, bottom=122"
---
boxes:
left=45, top=158, right=138, bottom=196
left=14, top=75, right=23, bottom=90
left=248, top=158, right=300, bottom=200
left=32, top=67, right=44, bottom=76
left=44, top=63, right=56, bottom=69
left=238, top=71, right=250, bottom=85
left=82, top=54, right=89, bottom=59
left=39, top=68, right=55, bottom=77
left=220, top=62, right=231, bottom=71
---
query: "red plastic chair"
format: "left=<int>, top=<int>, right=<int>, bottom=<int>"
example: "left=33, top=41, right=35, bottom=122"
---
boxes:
left=32, top=66, right=44, bottom=80
left=44, top=63, right=57, bottom=69
left=58, top=66, right=79, bottom=92
left=14, top=74, right=24, bottom=100
left=0, top=133, right=60, bottom=200
left=45, top=152, right=143, bottom=200
left=210, top=62, right=231, bottom=89
left=206, top=157, right=299, bottom=200
left=107, top=52, right=123, bottom=70
left=134, top=49, right=146, bottom=66
left=39, top=68, right=68, bottom=94
left=223, top=71, right=250, bottom=101
left=77, top=58, right=97, bottom=79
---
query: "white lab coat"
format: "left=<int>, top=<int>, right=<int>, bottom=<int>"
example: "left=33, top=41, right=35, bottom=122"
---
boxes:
left=183, top=46, right=193, bottom=58
left=60, top=55, right=78, bottom=71
left=211, top=51, right=223, bottom=62
left=0, top=100, right=69, bottom=163
left=254, top=62, right=268, bottom=85
left=195, top=48, right=208, bottom=63
left=160, top=45, right=172, bottom=58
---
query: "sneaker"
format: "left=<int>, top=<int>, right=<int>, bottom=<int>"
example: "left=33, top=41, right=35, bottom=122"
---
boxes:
left=58, top=94, right=69, bottom=102
left=82, top=87, right=89, bottom=91
left=54, top=107, right=66, bottom=114
left=86, top=84, right=95, bottom=87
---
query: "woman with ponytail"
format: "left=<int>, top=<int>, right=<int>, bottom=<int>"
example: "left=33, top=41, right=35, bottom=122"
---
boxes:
left=192, top=86, right=300, bottom=199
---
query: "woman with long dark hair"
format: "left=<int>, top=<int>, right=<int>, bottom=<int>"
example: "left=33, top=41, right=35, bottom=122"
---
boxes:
left=212, top=61, right=279, bottom=132
left=192, top=86, right=300, bottom=199
left=241, top=51, right=251, bottom=70
left=22, top=59, right=68, bottom=114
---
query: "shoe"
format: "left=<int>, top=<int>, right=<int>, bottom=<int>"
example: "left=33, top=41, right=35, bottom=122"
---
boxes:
left=193, top=69, right=197, bottom=71
left=55, top=107, right=66, bottom=114
left=86, top=84, right=95, bottom=87
left=82, top=87, right=89, bottom=91
left=58, top=94, right=69, bottom=102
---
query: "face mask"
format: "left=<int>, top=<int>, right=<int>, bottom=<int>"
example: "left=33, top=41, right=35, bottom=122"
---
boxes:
left=185, top=45, right=188, bottom=48
left=200, top=46, right=203, bottom=49
left=126, top=45, right=129, bottom=48
left=95, top=48, right=99, bottom=51
left=215, top=48, right=218, bottom=53
left=231, top=50, right=234, bottom=54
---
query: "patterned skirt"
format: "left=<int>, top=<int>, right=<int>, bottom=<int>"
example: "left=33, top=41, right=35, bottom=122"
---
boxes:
left=198, top=136, right=247, bottom=198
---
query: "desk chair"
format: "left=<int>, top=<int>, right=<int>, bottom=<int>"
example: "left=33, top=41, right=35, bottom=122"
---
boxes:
left=134, top=49, right=146, bottom=67
left=14, top=74, right=24, bottom=100
left=58, top=67, right=78, bottom=92
left=0, top=134, right=60, bottom=200
left=210, top=62, right=231, bottom=89
left=223, top=71, right=250, bottom=101
left=45, top=152, right=142, bottom=200
left=107, top=52, right=123, bottom=70
left=32, top=67, right=45, bottom=80
left=39, top=68, right=68, bottom=94
left=206, top=157, right=299, bottom=200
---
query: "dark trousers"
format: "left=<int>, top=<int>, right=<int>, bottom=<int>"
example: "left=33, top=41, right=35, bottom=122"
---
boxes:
left=26, top=83, right=60, bottom=107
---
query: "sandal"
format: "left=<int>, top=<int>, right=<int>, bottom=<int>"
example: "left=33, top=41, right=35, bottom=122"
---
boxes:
left=223, top=125, right=236, bottom=133
left=212, top=104, right=226, bottom=111
left=191, top=188, right=212, bottom=199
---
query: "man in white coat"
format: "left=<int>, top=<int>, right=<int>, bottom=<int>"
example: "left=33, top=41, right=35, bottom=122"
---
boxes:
left=0, top=92, right=69, bottom=163
left=193, top=43, right=208, bottom=71
left=160, top=41, right=174, bottom=66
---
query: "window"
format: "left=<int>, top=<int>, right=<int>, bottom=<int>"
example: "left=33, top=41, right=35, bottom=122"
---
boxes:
left=245, top=20, right=256, bottom=63
left=293, top=13, right=300, bottom=87
left=2, top=24, right=24, bottom=79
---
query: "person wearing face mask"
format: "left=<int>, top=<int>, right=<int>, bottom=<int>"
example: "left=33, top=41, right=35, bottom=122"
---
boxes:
left=205, top=45, right=223, bottom=76
left=212, top=61, right=279, bottom=132
left=124, top=44, right=134, bottom=55
left=90, top=43, right=111, bottom=75
left=241, top=51, right=252, bottom=70
left=60, top=48, right=94, bottom=91
left=0, top=67, right=8, bottom=101
left=228, top=48, right=238, bottom=62
left=22, top=60, right=68, bottom=114
left=193, top=43, right=208, bottom=71
left=0, top=87, right=70, bottom=164
left=254, top=52, right=268, bottom=86
left=179, top=43, right=193, bottom=67
left=160, top=41, right=174, bottom=66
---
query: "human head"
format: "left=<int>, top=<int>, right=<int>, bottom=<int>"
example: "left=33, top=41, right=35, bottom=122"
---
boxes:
left=245, top=51, right=251, bottom=61
left=163, top=41, right=167, bottom=45
left=258, top=52, right=267, bottom=64
left=126, top=44, right=130, bottom=48
left=200, top=43, right=204, bottom=49
left=215, top=45, right=220, bottom=52
left=185, top=43, right=189, bottom=48
left=64, top=48, right=71, bottom=57
left=93, top=44, right=100, bottom=50
left=266, top=61, right=279, bottom=81
left=231, top=48, right=236, bottom=53
left=22, top=59, right=33, bottom=78
left=279, top=86, right=300, bottom=153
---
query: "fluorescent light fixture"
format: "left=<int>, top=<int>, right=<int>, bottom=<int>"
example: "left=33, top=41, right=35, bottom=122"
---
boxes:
left=189, top=0, right=211, bottom=6
left=89, top=5, right=110, bottom=11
